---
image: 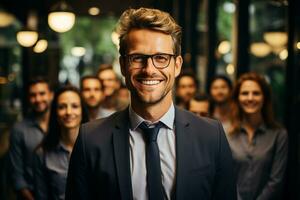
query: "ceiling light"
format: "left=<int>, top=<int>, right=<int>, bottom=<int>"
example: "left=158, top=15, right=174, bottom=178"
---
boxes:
left=263, top=32, right=287, bottom=48
left=48, top=1, right=75, bottom=33
left=250, top=42, right=271, bottom=57
left=0, top=10, right=15, bottom=27
left=296, top=42, right=300, bottom=50
left=223, top=2, right=236, bottom=13
left=226, top=64, right=235, bottom=75
left=218, top=41, right=231, bottom=54
left=16, top=30, right=38, bottom=47
left=34, top=39, right=48, bottom=53
left=71, top=47, right=86, bottom=57
left=88, top=7, right=100, bottom=16
left=279, top=49, right=288, bottom=60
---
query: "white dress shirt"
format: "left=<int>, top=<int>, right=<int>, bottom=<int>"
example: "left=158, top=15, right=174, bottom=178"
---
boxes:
left=129, top=104, right=176, bottom=200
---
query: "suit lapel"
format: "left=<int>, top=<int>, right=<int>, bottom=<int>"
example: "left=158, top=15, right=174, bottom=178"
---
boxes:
left=174, top=108, right=193, bottom=200
left=112, top=109, right=133, bottom=200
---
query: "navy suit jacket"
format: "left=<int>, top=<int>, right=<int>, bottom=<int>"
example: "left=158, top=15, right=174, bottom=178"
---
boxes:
left=65, top=107, right=236, bottom=200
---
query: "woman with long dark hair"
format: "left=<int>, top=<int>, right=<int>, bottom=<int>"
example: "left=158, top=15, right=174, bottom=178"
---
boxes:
left=228, top=72, right=288, bottom=200
left=33, top=85, right=89, bottom=200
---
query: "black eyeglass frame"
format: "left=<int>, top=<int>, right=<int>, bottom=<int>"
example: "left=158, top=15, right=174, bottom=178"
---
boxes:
left=123, top=53, right=177, bottom=69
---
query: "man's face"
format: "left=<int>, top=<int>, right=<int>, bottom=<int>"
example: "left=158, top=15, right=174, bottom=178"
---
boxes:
left=176, top=76, right=197, bottom=103
left=81, top=78, right=103, bottom=109
left=28, top=83, right=53, bottom=114
left=98, top=69, right=120, bottom=97
left=120, top=29, right=182, bottom=106
left=189, top=99, right=210, bottom=117
left=210, top=79, right=231, bottom=104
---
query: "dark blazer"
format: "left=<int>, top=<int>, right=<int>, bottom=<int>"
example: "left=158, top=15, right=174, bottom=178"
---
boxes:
left=66, top=107, right=236, bottom=200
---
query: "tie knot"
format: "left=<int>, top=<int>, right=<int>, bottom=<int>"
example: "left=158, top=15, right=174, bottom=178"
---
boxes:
left=139, top=121, right=163, bottom=143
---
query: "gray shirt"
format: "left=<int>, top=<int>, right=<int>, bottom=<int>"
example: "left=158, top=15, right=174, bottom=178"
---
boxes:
left=34, top=143, right=71, bottom=200
left=9, top=117, right=45, bottom=191
left=226, top=125, right=288, bottom=200
left=129, top=104, right=176, bottom=200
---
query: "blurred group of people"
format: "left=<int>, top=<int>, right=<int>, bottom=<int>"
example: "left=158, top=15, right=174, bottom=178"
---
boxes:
left=7, top=68, right=288, bottom=200
left=8, top=64, right=131, bottom=200
left=175, top=71, right=288, bottom=199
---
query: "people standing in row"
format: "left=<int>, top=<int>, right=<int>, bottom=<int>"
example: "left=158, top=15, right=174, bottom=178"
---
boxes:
left=33, top=85, right=89, bottom=200
left=9, top=78, right=53, bottom=200
left=80, top=76, right=104, bottom=121
left=227, top=72, right=288, bottom=200
left=209, top=75, right=233, bottom=132
left=96, top=64, right=121, bottom=118
left=66, top=7, right=236, bottom=200
left=175, top=72, right=198, bottom=109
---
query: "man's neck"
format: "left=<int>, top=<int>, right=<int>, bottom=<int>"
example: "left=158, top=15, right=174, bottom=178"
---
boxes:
left=102, top=95, right=117, bottom=110
left=214, top=102, right=230, bottom=118
left=88, top=106, right=100, bottom=120
left=35, top=111, right=50, bottom=133
left=60, top=127, right=80, bottom=153
left=131, top=95, right=173, bottom=122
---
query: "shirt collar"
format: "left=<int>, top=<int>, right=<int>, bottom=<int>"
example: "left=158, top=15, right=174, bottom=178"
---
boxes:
left=129, top=103, right=175, bottom=131
left=240, top=123, right=267, bottom=134
left=55, top=141, right=71, bottom=153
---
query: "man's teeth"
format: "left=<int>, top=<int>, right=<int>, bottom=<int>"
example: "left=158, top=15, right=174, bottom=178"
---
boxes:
left=141, top=80, right=160, bottom=85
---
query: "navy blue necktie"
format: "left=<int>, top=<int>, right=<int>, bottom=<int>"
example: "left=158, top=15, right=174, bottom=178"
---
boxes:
left=139, top=121, right=164, bottom=200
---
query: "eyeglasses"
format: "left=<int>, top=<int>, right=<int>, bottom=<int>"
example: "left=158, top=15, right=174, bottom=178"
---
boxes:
left=124, top=53, right=176, bottom=69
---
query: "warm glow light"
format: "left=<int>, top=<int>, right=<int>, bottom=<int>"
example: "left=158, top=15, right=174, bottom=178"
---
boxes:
left=218, top=41, right=231, bottom=54
left=279, top=49, right=288, bottom=60
left=16, top=31, right=38, bottom=47
left=0, top=76, right=8, bottom=84
left=250, top=42, right=271, bottom=57
left=71, top=47, right=86, bottom=57
left=48, top=12, right=75, bottom=33
left=88, top=7, right=100, bottom=16
left=297, top=42, right=300, bottom=50
left=263, top=32, right=288, bottom=48
left=226, top=64, right=235, bottom=75
left=34, top=39, right=48, bottom=53
left=0, top=11, right=15, bottom=27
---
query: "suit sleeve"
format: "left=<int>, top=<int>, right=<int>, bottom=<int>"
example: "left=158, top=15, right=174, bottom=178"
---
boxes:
left=212, top=121, right=237, bottom=200
left=257, top=129, right=288, bottom=200
left=65, top=127, right=91, bottom=200
left=8, top=125, right=28, bottom=191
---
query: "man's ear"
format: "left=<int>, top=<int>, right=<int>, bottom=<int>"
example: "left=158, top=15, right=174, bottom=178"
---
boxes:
left=174, top=55, right=183, bottom=78
left=119, top=56, right=126, bottom=76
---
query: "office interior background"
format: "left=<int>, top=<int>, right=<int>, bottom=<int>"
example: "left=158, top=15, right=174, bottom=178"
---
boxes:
left=0, top=0, right=299, bottom=199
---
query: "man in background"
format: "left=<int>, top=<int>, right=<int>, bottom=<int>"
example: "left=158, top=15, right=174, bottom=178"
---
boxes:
left=188, top=93, right=211, bottom=117
left=80, top=75, right=104, bottom=121
left=9, top=77, right=53, bottom=200
left=175, top=72, right=198, bottom=109
left=97, top=64, right=121, bottom=117
left=209, top=75, right=233, bottom=133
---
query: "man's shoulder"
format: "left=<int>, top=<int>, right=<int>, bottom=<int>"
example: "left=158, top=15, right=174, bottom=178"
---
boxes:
left=80, top=110, right=127, bottom=139
left=11, top=118, right=34, bottom=133
left=176, top=107, right=220, bottom=129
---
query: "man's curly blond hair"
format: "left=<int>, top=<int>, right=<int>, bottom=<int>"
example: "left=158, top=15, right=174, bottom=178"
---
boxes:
left=116, top=7, right=182, bottom=57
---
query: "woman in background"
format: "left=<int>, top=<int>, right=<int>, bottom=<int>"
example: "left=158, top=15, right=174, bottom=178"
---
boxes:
left=227, top=72, right=288, bottom=200
left=34, top=85, right=88, bottom=200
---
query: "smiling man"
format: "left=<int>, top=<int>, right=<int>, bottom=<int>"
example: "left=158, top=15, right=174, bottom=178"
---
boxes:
left=9, top=77, right=53, bottom=200
left=80, top=75, right=104, bottom=120
left=66, top=8, right=236, bottom=200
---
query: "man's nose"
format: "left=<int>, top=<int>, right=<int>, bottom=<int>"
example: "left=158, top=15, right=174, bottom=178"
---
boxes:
left=143, top=57, right=156, bottom=74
